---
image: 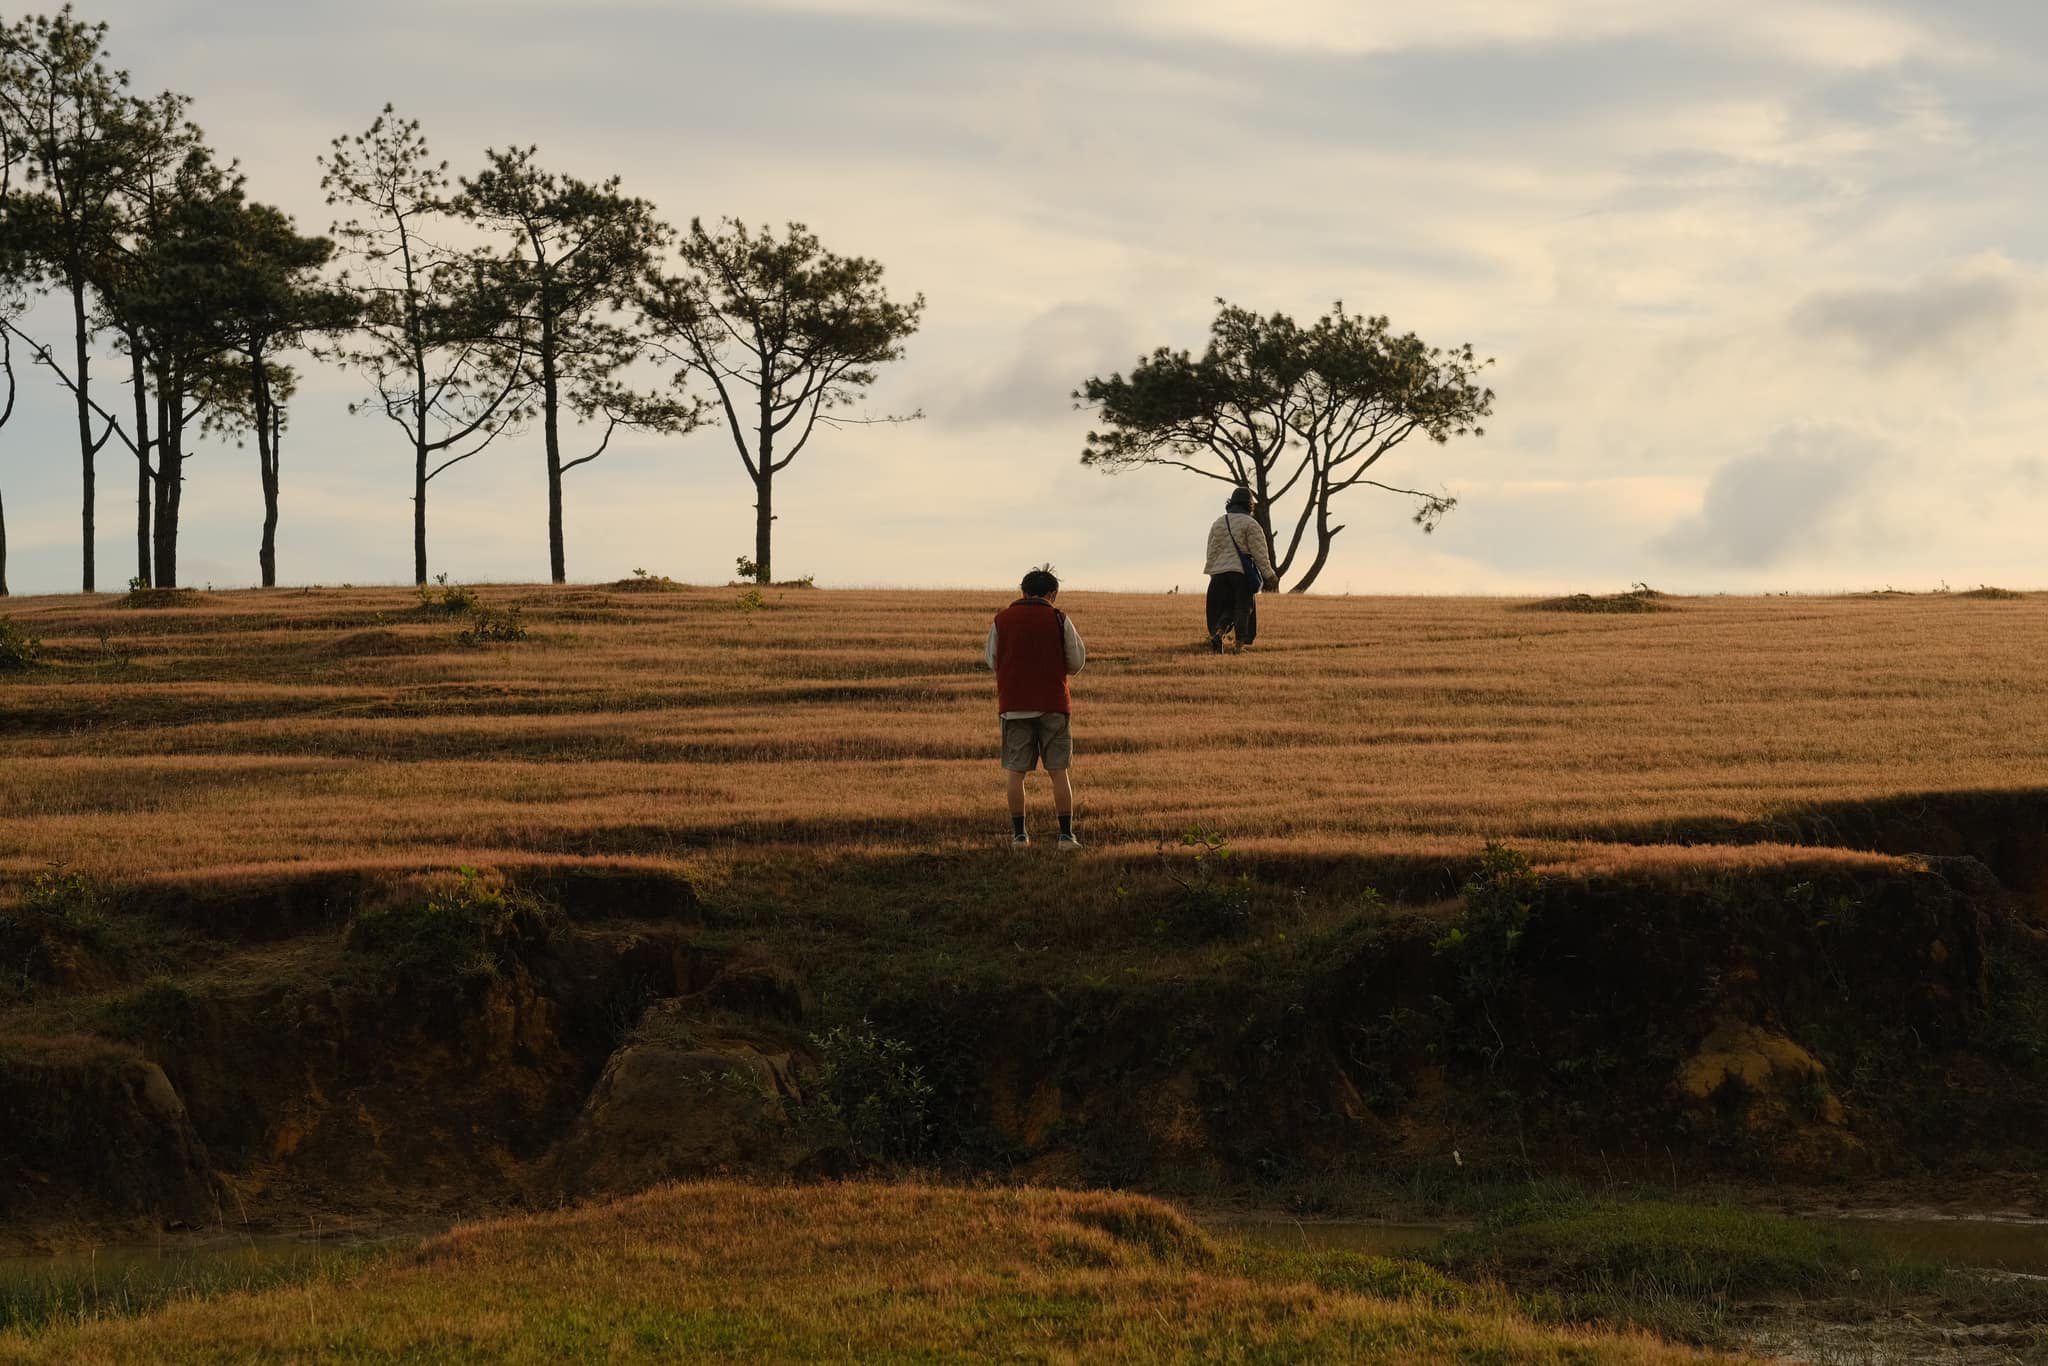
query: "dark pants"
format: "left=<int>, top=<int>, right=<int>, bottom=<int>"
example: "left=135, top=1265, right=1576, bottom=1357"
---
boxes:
left=1206, top=572, right=1257, bottom=645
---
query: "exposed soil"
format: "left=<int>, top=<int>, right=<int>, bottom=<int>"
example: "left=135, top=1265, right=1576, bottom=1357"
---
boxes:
left=1, top=796, right=2045, bottom=1254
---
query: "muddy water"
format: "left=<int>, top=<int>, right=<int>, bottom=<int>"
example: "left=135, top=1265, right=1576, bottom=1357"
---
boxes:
left=1837, top=1215, right=2048, bottom=1278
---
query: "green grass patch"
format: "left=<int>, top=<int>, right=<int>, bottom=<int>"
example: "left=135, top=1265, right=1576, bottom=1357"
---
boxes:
left=1433, top=1195, right=1926, bottom=1297
left=0, top=1243, right=386, bottom=1336
left=1426, top=1196, right=1943, bottom=1343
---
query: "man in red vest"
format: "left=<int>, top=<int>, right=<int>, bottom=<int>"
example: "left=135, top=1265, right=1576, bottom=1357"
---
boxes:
left=984, top=566, right=1087, bottom=848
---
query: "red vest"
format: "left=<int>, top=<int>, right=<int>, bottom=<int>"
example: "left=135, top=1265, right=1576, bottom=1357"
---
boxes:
left=993, top=599, right=1071, bottom=715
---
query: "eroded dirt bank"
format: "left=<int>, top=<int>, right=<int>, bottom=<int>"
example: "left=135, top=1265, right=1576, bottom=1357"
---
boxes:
left=3, top=809, right=2046, bottom=1249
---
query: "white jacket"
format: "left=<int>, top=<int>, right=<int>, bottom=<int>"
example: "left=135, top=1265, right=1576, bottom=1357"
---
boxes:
left=1206, top=513, right=1278, bottom=582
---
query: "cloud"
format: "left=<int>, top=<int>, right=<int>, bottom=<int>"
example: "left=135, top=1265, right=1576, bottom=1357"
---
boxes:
left=1653, top=427, right=1888, bottom=568
left=934, top=304, right=1138, bottom=428
left=1790, top=255, right=2038, bottom=365
left=724, top=0, right=1968, bottom=70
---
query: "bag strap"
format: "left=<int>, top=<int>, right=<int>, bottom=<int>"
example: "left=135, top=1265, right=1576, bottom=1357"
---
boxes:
left=1227, top=514, right=1259, bottom=574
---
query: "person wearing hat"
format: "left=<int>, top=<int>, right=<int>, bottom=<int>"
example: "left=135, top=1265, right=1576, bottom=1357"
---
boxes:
left=1204, top=487, right=1278, bottom=652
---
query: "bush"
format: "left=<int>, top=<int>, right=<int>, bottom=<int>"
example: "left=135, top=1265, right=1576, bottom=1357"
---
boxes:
left=415, top=581, right=480, bottom=615
left=344, top=867, right=551, bottom=982
left=0, top=870, right=109, bottom=998
left=456, top=604, right=527, bottom=645
left=1162, top=826, right=1255, bottom=940
left=0, top=617, right=43, bottom=671
left=806, top=1020, right=934, bottom=1165
left=19, top=870, right=106, bottom=942
left=1435, top=843, right=1540, bottom=1005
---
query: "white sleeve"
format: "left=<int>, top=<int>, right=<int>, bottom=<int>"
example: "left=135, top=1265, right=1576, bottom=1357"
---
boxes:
left=1064, top=618, right=1086, bottom=674
left=984, top=622, right=998, bottom=671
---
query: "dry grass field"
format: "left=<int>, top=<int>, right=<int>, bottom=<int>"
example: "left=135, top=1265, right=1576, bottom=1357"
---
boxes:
left=4, top=581, right=2044, bottom=885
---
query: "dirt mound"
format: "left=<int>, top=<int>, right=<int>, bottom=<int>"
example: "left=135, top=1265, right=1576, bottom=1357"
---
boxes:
left=319, top=628, right=442, bottom=658
left=545, top=1001, right=811, bottom=1199
left=1958, top=586, right=2024, bottom=600
left=608, top=575, right=682, bottom=593
left=119, top=588, right=207, bottom=609
left=1517, top=587, right=1673, bottom=614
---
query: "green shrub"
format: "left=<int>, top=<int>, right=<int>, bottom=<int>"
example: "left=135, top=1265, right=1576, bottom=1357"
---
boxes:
left=806, top=1019, right=934, bottom=1165
left=0, top=617, right=43, bottom=671
left=1435, top=842, right=1540, bottom=1004
left=344, top=868, right=551, bottom=982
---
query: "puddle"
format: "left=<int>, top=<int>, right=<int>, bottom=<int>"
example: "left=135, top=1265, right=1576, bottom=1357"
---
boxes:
left=1835, top=1215, right=2048, bottom=1278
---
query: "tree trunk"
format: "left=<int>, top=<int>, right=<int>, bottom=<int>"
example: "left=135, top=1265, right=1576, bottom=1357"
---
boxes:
left=540, top=320, right=565, bottom=585
left=252, top=352, right=278, bottom=588
left=753, top=470, right=775, bottom=585
left=1252, top=466, right=1280, bottom=587
left=70, top=278, right=94, bottom=593
left=152, top=378, right=179, bottom=589
left=130, top=342, right=152, bottom=588
left=0, top=484, right=9, bottom=597
left=751, top=392, right=776, bottom=585
left=1292, top=499, right=1339, bottom=593
left=413, top=436, right=429, bottom=586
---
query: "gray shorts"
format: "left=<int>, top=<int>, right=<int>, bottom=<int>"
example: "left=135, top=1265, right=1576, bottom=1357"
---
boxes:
left=1001, top=714, right=1073, bottom=772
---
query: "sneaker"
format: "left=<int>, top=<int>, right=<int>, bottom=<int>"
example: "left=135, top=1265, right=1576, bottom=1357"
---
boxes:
left=1057, top=833, right=1081, bottom=850
left=1011, top=833, right=1031, bottom=848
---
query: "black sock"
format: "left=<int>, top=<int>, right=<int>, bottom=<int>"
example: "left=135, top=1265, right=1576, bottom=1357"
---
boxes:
left=1058, top=813, right=1074, bottom=837
left=1012, top=815, right=1026, bottom=838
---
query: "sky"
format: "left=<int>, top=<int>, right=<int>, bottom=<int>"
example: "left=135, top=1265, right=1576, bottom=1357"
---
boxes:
left=3, top=0, right=2045, bottom=596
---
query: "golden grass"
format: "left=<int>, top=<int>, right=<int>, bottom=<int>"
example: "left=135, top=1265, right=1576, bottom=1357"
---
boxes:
left=0, top=1181, right=1725, bottom=1364
left=3, top=584, right=2045, bottom=882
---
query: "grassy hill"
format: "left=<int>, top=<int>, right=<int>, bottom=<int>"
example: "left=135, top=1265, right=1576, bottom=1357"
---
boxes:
left=0, top=1182, right=1732, bottom=1363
